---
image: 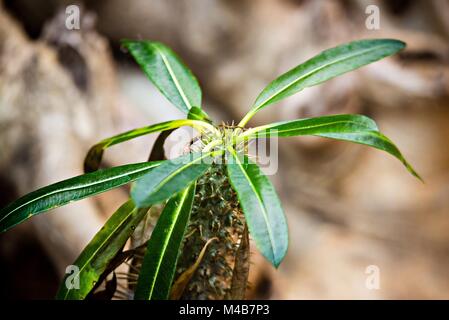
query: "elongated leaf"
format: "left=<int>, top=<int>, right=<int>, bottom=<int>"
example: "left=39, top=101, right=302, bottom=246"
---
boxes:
left=240, top=114, right=421, bottom=180
left=241, top=114, right=378, bottom=138
left=239, top=39, right=405, bottom=126
left=84, top=119, right=205, bottom=173
left=122, top=40, right=201, bottom=114
left=56, top=200, right=148, bottom=300
left=226, top=148, right=288, bottom=267
left=132, top=151, right=218, bottom=208
left=134, top=183, right=196, bottom=300
left=187, top=106, right=212, bottom=123
left=0, top=161, right=161, bottom=233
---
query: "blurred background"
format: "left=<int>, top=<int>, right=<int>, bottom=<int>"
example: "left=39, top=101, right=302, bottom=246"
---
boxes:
left=0, top=0, right=448, bottom=299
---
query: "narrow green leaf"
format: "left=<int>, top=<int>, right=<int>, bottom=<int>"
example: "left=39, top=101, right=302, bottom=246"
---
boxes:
left=239, top=39, right=405, bottom=126
left=187, top=106, right=212, bottom=123
left=56, top=200, right=148, bottom=300
left=241, top=114, right=378, bottom=138
left=226, top=148, right=288, bottom=267
left=0, top=161, right=161, bottom=233
left=240, top=114, right=421, bottom=180
left=134, top=183, right=196, bottom=300
left=122, top=40, right=201, bottom=114
left=131, top=151, right=218, bottom=208
left=84, top=119, right=206, bottom=173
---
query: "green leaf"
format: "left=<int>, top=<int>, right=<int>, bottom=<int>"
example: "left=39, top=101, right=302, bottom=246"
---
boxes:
left=239, top=39, right=405, bottom=126
left=241, top=114, right=378, bottom=138
left=131, top=151, right=217, bottom=208
left=226, top=148, right=288, bottom=267
left=122, top=40, right=201, bottom=114
left=134, top=183, right=196, bottom=300
left=0, top=161, right=161, bottom=233
left=187, top=106, right=212, bottom=123
left=240, top=114, right=421, bottom=180
left=56, top=200, right=148, bottom=300
left=84, top=119, right=207, bottom=173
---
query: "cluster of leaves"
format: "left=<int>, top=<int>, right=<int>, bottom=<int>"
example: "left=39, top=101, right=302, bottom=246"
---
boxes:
left=0, top=38, right=420, bottom=300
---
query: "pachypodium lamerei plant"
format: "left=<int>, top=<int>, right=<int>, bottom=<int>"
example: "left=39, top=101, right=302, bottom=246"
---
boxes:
left=0, top=38, right=420, bottom=300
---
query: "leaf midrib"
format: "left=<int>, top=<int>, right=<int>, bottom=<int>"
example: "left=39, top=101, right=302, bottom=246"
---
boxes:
left=144, top=188, right=190, bottom=299
left=154, top=45, right=192, bottom=110
left=245, top=119, right=377, bottom=138
left=0, top=163, right=158, bottom=223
